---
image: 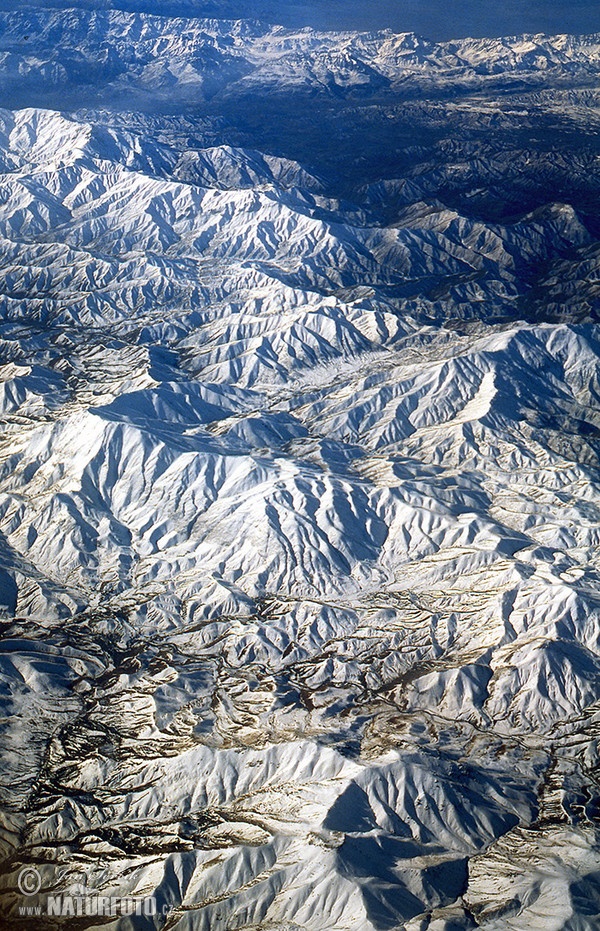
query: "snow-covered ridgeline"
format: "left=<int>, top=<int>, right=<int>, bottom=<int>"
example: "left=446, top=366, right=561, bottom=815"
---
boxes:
left=0, top=16, right=599, bottom=929
left=0, top=10, right=599, bottom=103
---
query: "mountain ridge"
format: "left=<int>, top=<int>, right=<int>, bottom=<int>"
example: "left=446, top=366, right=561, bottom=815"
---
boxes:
left=0, top=9, right=600, bottom=930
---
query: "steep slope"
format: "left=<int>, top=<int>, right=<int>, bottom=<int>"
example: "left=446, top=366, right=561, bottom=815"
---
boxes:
left=0, top=11, right=599, bottom=931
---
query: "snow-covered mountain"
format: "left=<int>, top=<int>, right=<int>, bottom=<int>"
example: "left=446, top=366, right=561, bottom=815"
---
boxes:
left=1, top=7, right=600, bottom=931
left=1, top=10, right=600, bottom=109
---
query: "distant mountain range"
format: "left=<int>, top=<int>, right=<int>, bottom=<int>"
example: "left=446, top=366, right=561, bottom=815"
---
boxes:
left=0, top=8, right=600, bottom=931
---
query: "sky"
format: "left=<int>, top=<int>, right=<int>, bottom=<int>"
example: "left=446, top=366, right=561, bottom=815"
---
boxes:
left=250, top=0, right=600, bottom=39
left=15, top=1, right=600, bottom=41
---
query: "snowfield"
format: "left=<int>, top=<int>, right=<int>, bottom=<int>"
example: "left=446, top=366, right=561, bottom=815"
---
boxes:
left=0, top=7, right=600, bottom=931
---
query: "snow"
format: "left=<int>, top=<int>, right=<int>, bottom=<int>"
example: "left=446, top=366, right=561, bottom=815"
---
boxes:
left=0, top=7, right=599, bottom=930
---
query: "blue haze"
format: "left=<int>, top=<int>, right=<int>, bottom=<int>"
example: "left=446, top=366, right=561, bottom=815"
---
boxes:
left=9, top=0, right=600, bottom=40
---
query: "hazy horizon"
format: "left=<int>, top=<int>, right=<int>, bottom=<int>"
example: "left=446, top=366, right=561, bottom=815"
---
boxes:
left=236, top=0, right=600, bottom=40
left=8, top=0, right=600, bottom=40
